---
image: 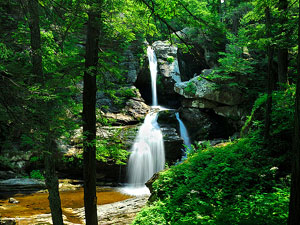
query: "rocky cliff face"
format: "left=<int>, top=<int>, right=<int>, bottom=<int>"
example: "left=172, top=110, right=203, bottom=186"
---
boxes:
left=134, top=40, right=243, bottom=143
left=135, top=40, right=183, bottom=108
left=0, top=40, right=245, bottom=184
left=157, top=110, right=184, bottom=163
left=174, top=70, right=247, bottom=133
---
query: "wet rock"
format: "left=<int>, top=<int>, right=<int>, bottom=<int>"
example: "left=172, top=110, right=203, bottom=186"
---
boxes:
left=145, top=172, right=160, bottom=194
left=157, top=110, right=184, bottom=163
left=0, top=219, right=16, bottom=225
left=8, top=198, right=19, bottom=204
left=0, top=178, right=45, bottom=193
left=179, top=108, right=234, bottom=141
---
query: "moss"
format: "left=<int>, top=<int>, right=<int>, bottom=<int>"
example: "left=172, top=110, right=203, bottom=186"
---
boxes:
left=167, top=56, right=174, bottom=64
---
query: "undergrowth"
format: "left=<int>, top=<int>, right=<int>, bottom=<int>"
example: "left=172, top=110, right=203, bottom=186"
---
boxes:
left=132, top=87, right=294, bottom=225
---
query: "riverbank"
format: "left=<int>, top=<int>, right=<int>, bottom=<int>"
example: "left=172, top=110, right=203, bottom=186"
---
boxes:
left=0, top=179, right=149, bottom=224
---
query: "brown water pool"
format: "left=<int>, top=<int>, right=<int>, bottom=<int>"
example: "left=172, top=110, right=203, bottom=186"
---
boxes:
left=0, top=187, right=131, bottom=224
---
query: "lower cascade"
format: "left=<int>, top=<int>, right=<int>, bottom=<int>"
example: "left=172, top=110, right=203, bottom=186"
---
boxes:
left=127, top=110, right=165, bottom=189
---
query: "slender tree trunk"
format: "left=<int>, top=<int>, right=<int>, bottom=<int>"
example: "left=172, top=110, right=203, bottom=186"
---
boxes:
left=264, top=7, right=275, bottom=142
left=278, top=0, right=288, bottom=89
left=27, top=1, right=63, bottom=224
left=44, top=131, right=64, bottom=225
left=288, top=1, right=300, bottom=223
left=83, top=10, right=100, bottom=225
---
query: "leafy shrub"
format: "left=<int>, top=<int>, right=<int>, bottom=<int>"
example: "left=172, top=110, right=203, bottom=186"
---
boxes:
left=96, top=129, right=129, bottom=165
left=133, top=136, right=289, bottom=225
left=29, top=169, right=44, bottom=180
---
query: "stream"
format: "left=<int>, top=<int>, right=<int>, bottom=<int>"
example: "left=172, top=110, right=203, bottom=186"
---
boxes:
left=0, top=181, right=148, bottom=225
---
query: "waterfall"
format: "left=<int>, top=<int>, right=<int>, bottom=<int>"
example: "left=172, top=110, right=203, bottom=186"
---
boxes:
left=122, top=46, right=165, bottom=196
left=127, top=111, right=165, bottom=187
left=147, top=46, right=158, bottom=106
left=175, top=112, right=191, bottom=153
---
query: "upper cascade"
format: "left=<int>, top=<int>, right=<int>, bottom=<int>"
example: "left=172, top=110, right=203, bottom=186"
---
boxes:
left=147, top=46, right=158, bottom=106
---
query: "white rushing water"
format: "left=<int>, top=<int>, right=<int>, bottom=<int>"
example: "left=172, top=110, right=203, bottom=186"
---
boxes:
left=127, top=112, right=165, bottom=187
left=123, top=46, right=165, bottom=196
left=175, top=112, right=191, bottom=153
left=147, top=46, right=158, bottom=106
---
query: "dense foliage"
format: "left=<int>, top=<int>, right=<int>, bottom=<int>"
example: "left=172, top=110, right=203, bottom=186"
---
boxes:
left=133, top=86, right=294, bottom=224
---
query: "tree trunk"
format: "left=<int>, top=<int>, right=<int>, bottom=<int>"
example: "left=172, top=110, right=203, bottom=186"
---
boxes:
left=44, top=132, right=64, bottom=225
left=27, top=1, right=63, bottom=224
left=264, top=7, right=275, bottom=142
left=288, top=1, right=300, bottom=223
left=83, top=10, right=100, bottom=225
left=277, top=0, right=288, bottom=89
left=27, top=0, right=43, bottom=81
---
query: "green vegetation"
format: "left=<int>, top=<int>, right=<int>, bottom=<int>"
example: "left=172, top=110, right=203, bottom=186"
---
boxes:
left=167, top=56, right=174, bottom=64
left=184, top=81, right=197, bottom=95
left=29, top=170, right=45, bottom=180
left=133, top=88, right=293, bottom=224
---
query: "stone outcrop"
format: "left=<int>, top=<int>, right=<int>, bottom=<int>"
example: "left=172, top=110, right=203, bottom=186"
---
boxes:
left=74, top=195, right=148, bottom=225
left=0, top=178, right=45, bottom=193
left=135, top=40, right=183, bottom=107
left=174, top=75, right=243, bottom=106
left=98, top=86, right=150, bottom=125
left=174, top=71, right=247, bottom=128
left=179, top=108, right=233, bottom=141
left=157, top=110, right=184, bottom=163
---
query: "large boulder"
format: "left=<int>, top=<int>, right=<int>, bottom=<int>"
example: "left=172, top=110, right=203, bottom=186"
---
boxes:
left=174, top=72, right=247, bottom=128
left=0, top=178, right=45, bottom=193
left=174, top=75, right=243, bottom=106
left=179, top=108, right=234, bottom=141
left=99, top=86, right=150, bottom=125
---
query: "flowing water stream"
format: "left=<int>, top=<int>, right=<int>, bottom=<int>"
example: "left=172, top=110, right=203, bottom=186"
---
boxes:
left=124, top=46, right=165, bottom=195
left=175, top=112, right=192, bottom=158
left=147, top=46, right=158, bottom=106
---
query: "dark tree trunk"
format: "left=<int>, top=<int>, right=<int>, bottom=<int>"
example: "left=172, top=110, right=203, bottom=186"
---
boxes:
left=27, top=0, right=43, bottom=81
left=288, top=1, right=300, bottom=223
left=264, top=7, right=275, bottom=142
left=277, top=0, right=288, bottom=89
left=83, top=10, right=100, bottom=225
left=44, top=133, right=64, bottom=225
left=27, top=1, right=63, bottom=224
